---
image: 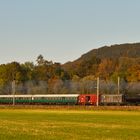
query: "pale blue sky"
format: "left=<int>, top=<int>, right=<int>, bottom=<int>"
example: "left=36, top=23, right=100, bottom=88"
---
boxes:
left=0, top=0, right=140, bottom=64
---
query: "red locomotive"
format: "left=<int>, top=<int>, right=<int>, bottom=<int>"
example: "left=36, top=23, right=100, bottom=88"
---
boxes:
left=78, top=94, right=97, bottom=105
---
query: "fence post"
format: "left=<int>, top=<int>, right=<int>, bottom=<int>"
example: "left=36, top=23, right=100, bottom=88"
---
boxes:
left=118, top=76, right=120, bottom=95
left=12, top=80, right=16, bottom=106
left=96, top=77, right=99, bottom=106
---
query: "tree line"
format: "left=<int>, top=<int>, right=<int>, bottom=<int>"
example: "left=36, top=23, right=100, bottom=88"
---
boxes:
left=0, top=54, right=139, bottom=95
left=64, top=56, right=140, bottom=82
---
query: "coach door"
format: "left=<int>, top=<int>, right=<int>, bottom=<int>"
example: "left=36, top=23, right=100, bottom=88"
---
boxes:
left=85, top=96, right=90, bottom=104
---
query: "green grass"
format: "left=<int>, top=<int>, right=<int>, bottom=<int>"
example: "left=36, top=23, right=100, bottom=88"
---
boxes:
left=0, top=109, right=139, bottom=140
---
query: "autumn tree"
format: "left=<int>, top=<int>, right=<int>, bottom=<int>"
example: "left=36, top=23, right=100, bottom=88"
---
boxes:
left=77, top=56, right=100, bottom=77
left=127, top=64, right=140, bottom=82
left=97, top=59, right=115, bottom=80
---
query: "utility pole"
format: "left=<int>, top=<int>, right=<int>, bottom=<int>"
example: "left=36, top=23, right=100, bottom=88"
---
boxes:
left=12, top=80, right=16, bottom=106
left=96, top=77, right=99, bottom=106
left=118, top=76, right=120, bottom=95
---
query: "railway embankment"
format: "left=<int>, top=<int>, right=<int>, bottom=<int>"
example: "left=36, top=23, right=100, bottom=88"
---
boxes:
left=0, top=105, right=139, bottom=111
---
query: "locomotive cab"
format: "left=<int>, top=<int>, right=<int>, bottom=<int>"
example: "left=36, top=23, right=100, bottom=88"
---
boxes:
left=78, top=94, right=97, bottom=105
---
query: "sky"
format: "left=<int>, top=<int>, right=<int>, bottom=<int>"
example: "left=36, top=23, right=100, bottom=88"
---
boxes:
left=0, top=0, right=140, bottom=64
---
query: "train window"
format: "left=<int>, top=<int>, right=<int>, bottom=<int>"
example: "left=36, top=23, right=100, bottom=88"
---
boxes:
left=86, top=96, right=90, bottom=102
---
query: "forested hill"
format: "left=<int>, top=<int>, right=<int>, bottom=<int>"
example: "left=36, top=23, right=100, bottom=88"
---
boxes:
left=63, top=43, right=140, bottom=80
left=0, top=43, right=139, bottom=88
left=65, top=43, right=140, bottom=64
left=79, top=43, right=140, bottom=61
left=0, top=43, right=139, bottom=95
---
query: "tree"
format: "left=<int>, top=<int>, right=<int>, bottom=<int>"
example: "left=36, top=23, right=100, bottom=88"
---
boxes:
left=127, top=64, right=140, bottom=82
left=36, top=55, right=45, bottom=66
left=21, top=62, right=35, bottom=81
left=98, top=59, right=115, bottom=80
left=77, top=56, right=100, bottom=77
left=6, top=62, right=22, bottom=82
left=0, top=64, right=8, bottom=85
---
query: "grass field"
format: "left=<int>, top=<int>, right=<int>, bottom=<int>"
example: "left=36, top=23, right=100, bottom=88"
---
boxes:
left=0, top=108, right=140, bottom=140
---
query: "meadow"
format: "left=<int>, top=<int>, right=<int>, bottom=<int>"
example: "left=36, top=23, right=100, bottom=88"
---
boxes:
left=0, top=107, right=139, bottom=140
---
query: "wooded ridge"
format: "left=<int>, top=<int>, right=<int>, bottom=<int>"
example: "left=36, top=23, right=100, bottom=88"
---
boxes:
left=0, top=43, right=139, bottom=95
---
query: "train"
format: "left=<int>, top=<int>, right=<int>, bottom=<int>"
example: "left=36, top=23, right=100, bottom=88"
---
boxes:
left=0, top=94, right=139, bottom=105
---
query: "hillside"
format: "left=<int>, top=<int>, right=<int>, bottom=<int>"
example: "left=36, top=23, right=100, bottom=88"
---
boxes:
left=64, top=43, right=140, bottom=65
left=0, top=43, right=139, bottom=95
left=63, top=43, right=140, bottom=79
